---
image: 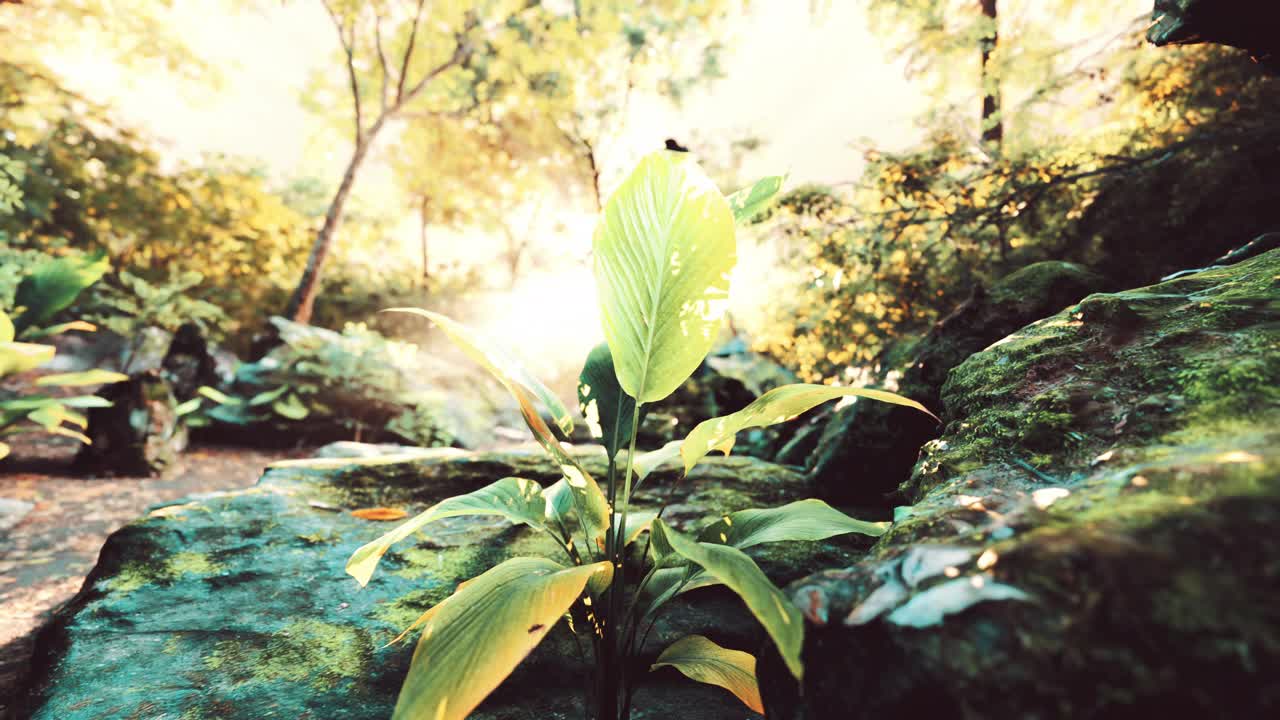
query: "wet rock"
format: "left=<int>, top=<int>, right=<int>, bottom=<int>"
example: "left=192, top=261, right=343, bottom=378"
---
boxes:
left=760, top=249, right=1280, bottom=718
left=160, top=322, right=221, bottom=401
left=810, top=261, right=1108, bottom=505
left=0, top=497, right=34, bottom=533
left=21, top=448, right=867, bottom=719
left=1148, top=0, right=1280, bottom=72
left=73, top=369, right=187, bottom=477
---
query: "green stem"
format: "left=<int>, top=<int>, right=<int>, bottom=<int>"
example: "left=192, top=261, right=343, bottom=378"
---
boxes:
left=602, top=401, right=643, bottom=720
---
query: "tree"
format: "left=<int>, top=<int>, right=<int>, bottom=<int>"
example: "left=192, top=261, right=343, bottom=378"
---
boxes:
left=382, top=0, right=735, bottom=298
left=282, top=0, right=517, bottom=324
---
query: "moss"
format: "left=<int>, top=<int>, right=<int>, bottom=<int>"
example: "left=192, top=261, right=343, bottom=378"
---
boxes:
left=906, top=249, right=1280, bottom=502
left=988, top=261, right=1103, bottom=305
left=109, top=552, right=224, bottom=595
left=203, top=620, right=373, bottom=691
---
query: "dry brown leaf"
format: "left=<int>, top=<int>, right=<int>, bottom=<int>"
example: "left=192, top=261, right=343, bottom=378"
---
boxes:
left=351, top=507, right=409, bottom=521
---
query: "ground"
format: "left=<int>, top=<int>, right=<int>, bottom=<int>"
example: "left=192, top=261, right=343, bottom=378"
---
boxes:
left=0, top=431, right=311, bottom=717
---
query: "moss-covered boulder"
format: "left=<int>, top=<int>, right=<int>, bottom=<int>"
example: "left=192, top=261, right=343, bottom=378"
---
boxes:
left=20, top=447, right=873, bottom=719
left=810, top=261, right=1108, bottom=504
left=761, top=249, right=1280, bottom=718
left=73, top=369, right=188, bottom=476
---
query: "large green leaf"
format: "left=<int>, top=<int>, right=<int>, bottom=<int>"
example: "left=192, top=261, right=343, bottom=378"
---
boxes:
left=12, top=251, right=109, bottom=334
left=697, top=499, right=886, bottom=548
left=577, top=342, right=643, bottom=459
left=387, top=308, right=573, bottom=435
left=593, top=150, right=736, bottom=403
left=726, top=175, right=785, bottom=225
left=681, top=383, right=938, bottom=472
left=640, top=501, right=882, bottom=621
left=346, top=477, right=547, bottom=587
left=0, top=342, right=55, bottom=377
left=651, top=635, right=763, bottom=713
left=34, top=369, right=128, bottom=387
left=393, top=557, right=611, bottom=720
left=651, top=519, right=805, bottom=680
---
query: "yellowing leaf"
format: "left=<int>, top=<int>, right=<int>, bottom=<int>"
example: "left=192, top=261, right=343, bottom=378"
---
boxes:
left=346, top=477, right=547, bottom=587
left=651, top=635, right=763, bottom=713
left=392, top=557, right=611, bottom=720
left=351, top=507, right=410, bottom=521
left=35, top=369, right=128, bottom=387
left=0, top=342, right=55, bottom=376
left=681, top=383, right=937, bottom=472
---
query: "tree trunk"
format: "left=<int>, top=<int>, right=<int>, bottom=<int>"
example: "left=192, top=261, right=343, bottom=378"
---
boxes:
left=419, top=196, right=431, bottom=285
left=283, top=126, right=380, bottom=324
left=979, top=0, right=1002, bottom=148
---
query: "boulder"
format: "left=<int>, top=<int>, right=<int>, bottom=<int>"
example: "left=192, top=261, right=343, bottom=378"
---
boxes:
left=760, top=249, right=1280, bottom=717
left=160, top=322, right=223, bottom=401
left=201, top=317, right=501, bottom=450
left=810, top=261, right=1108, bottom=505
left=1148, top=0, right=1280, bottom=72
left=21, top=447, right=874, bottom=719
left=73, top=369, right=187, bottom=476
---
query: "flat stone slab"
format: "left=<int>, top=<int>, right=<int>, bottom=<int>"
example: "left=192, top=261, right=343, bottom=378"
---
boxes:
left=20, top=446, right=864, bottom=719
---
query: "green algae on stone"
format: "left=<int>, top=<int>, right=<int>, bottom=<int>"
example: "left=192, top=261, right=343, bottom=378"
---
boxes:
left=203, top=620, right=373, bottom=691
left=107, top=551, right=224, bottom=595
left=22, top=449, right=815, bottom=720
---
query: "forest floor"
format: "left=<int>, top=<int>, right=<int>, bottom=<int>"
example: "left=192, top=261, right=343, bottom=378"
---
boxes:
left=0, top=432, right=313, bottom=715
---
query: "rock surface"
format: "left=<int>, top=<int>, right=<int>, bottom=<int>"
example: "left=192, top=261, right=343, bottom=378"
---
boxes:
left=761, top=249, right=1280, bottom=718
left=810, top=261, right=1108, bottom=504
left=21, top=447, right=873, bottom=719
left=73, top=369, right=188, bottom=477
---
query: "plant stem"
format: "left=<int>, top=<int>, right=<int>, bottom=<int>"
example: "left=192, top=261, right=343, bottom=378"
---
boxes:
left=600, top=401, right=644, bottom=720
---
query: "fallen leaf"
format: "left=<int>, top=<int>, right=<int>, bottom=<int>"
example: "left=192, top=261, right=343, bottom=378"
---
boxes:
left=352, top=507, right=409, bottom=521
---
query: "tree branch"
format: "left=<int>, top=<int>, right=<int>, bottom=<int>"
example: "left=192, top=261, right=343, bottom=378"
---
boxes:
left=322, top=0, right=364, bottom=143
left=373, top=9, right=392, bottom=114
left=396, top=0, right=428, bottom=105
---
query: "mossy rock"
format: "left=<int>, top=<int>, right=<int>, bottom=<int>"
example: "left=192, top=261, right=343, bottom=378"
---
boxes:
left=761, top=249, right=1280, bottom=718
left=20, top=446, right=871, bottom=719
left=809, top=260, right=1108, bottom=505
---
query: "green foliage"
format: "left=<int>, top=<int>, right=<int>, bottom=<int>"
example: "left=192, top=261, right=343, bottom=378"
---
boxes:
left=0, top=256, right=125, bottom=460
left=11, top=251, right=109, bottom=334
left=593, top=151, right=736, bottom=404
left=757, top=42, right=1280, bottom=382
left=0, top=153, right=23, bottom=216
left=578, top=342, right=644, bottom=461
left=650, top=635, right=762, bottom=713
left=86, top=270, right=231, bottom=343
left=347, top=151, right=930, bottom=719
left=208, top=318, right=456, bottom=448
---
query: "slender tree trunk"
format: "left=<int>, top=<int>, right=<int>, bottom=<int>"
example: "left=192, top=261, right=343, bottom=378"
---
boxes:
left=419, top=196, right=431, bottom=285
left=979, top=0, right=1002, bottom=148
left=284, top=123, right=381, bottom=324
